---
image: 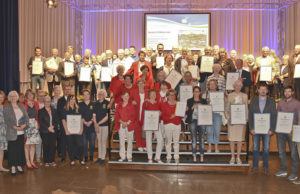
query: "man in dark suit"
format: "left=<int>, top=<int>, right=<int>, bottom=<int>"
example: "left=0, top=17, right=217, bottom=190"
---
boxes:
left=233, top=59, right=253, bottom=93
left=248, top=82, right=277, bottom=176
left=56, top=85, right=71, bottom=162
left=151, top=43, right=165, bottom=80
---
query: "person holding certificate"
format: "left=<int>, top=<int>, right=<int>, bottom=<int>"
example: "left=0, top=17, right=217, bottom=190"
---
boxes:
left=225, top=80, right=248, bottom=165
left=202, top=79, right=224, bottom=153
left=93, top=89, right=109, bottom=164
left=45, top=48, right=62, bottom=97
left=196, top=46, right=214, bottom=92
left=162, top=54, right=175, bottom=76
left=78, top=56, right=93, bottom=94
left=248, top=82, right=277, bottom=175
left=233, top=59, right=253, bottom=93
left=275, top=86, right=300, bottom=181
left=185, top=86, right=207, bottom=163
left=160, top=89, right=182, bottom=164
left=181, top=55, right=200, bottom=81
left=217, top=48, right=236, bottom=77
left=174, top=47, right=188, bottom=74
left=114, top=91, right=138, bottom=162
left=79, top=90, right=95, bottom=162
left=27, top=47, right=46, bottom=92
left=151, top=43, right=165, bottom=79
left=207, top=63, right=226, bottom=92
left=141, top=89, right=163, bottom=163
left=58, top=52, right=78, bottom=95
left=61, top=95, right=85, bottom=166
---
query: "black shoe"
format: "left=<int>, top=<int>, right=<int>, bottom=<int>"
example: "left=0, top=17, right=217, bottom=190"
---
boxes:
left=100, top=159, right=106, bottom=165
left=90, top=156, right=94, bottom=162
left=95, top=158, right=101, bottom=164
left=84, top=156, right=88, bottom=162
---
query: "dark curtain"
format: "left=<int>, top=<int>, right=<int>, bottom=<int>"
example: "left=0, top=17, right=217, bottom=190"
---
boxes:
left=0, top=0, right=19, bottom=94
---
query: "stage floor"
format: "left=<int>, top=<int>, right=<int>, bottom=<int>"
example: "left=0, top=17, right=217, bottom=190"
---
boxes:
left=0, top=155, right=299, bottom=194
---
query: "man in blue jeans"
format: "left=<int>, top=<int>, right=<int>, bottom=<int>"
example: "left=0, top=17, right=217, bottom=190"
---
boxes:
left=248, top=82, right=277, bottom=175
left=275, top=86, right=300, bottom=181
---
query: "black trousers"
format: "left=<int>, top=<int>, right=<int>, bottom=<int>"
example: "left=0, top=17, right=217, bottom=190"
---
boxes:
left=66, top=135, right=84, bottom=161
left=41, top=132, right=56, bottom=163
left=295, top=78, right=300, bottom=101
left=47, top=80, right=60, bottom=97
left=59, top=123, right=67, bottom=160
left=8, top=135, right=26, bottom=167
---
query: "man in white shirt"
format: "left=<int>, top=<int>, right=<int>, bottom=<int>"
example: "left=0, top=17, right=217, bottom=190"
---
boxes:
left=66, top=46, right=75, bottom=62
left=112, top=49, right=133, bottom=76
left=145, top=46, right=153, bottom=62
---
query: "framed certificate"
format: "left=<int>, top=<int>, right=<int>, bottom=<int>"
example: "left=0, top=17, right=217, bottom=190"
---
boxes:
left=294, top=64, right=300, bottom=78
left=143, top=110, right=160, bottom=131
left=275, top=112, right=294, bottom=134
left=188, top=65, right=198, bottom=79
left=210, top=92, right=224, bottom=112
left=156, top=57, right=164, bottom=69
left=230, top=104, right=246, bottom=125
left=32, top=61, right=43, bottom=75
left=179, top=85, right=193, bottom=102
left=197, top=105, right=213, bottom=125
left=46, top=60, right=58, bottom=70
left=292, top=125, right=300, bottom=142
left=175, top=101, right=187, bottom=117
left=79, top=67, right=91, bottom=82
left=254, top=113, right=270, bottom=134
left=101, top=67, right=112, bottom=82
left=259, top=66, right=272, bottom=81
left=200, top=56, right=214, bottom=73
left=67, top=115, right=82, bottom=134
left=165, top=70, right=183, bottom=89
left=64, top=62, right=74, bottom=76
left=226, top=72, right=239, bottom=90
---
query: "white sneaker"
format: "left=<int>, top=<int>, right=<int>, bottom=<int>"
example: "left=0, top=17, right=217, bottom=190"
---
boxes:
left=118, top=158, right=125, bottom=162
left=155, top=159, right=164, bottom=164
left=137, top=148, right=144, bottom=152
left=148, top=159, right=153, bottom=163
left=274, top=171, right=288, bottom=177
left=143, top=148, right=147, bottom=151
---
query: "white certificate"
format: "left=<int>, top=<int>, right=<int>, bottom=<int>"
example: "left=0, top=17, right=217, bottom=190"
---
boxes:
left=143, top=110, right=160, bottom=131
left=292, top=125, right=300, bottom=142
left=254, top=113, right=270, bottom=134
left=294, top=64, right=300, bottom=78
left=46, top=60, right=58, bottom=70
left=200, top=56, right=214, bottom=73
left=101, top=67, right=112, bottom=82
left=210, top=92, right=224, bottom=112
left=64, top=62, right=74, bottom=76
left=179, top=85, right=193, bottom=102
left=275, top=112, right=294, bottom=133
left=79, top=67, right=91, bottom=82
left=165, top=70, right=183, bottom=89
left=94, top=65, right=102, bottom=80
left=226, top=72, right=239, bottom=90
left=188, top=65, right=198, bottom=79
left=260, top=66, right=272, bottom=81
left=67, top=115, right=82, bottom=134
left=156, top=57, right=164, bottom=69
left=175, top=101, right=187, bottom=117
left=197, top=105, right=213, bottom=125
left=32, top=61, right=43, bottom=75
left=230, top=104, right=246, bottom=125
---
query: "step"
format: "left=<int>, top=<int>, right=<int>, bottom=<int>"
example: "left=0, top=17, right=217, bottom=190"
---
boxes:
left=112, top=139, right=244, bottom=145
left=183, top=131, right=228, bottom=135
left=110, top=149, right=247, bottom=156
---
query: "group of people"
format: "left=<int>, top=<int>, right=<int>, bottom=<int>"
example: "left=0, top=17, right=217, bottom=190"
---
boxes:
left=0, top=43, right=299, bottom=185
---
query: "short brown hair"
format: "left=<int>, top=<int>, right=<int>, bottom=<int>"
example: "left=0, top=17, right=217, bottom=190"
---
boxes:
left=140, top=65, right=149, bottom=72
left=25, top=89, right=36, bottom=99
left=166, top=89, right=176, bottom=97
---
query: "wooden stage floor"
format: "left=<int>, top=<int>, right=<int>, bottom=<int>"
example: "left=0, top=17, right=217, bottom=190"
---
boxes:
left=0, top=155, right=299, bottom=194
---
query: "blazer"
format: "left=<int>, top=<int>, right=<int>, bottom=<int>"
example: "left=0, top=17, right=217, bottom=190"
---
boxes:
left=254, top=56, right=278, bottom=83
left=248, top=96, right=277, bottom=132
left=45, top=57, right=63, bottom=82
left=38, top=107, right=58, bottom=134
left=27, top=56, right=46, bottom=75
left=102, top=58, right=114, bottom=68
left=185, top=98, right=207, bottom=124
left=232, top=69, right=253, bottom=92
left=288, top=54, right=300, bottom=85
left=126, top=60, right=153, bottom=85
left=3, top=103, right=29, bottom=141
left=196, top=55, right=214, bottom=82
left=58, top=61, right=78, bottom=86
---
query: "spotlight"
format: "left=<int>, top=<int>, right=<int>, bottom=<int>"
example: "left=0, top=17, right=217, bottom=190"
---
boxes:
left=46, top=0, right=58, bottom=8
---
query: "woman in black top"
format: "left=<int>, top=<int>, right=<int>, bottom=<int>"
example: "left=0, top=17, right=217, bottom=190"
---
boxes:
left=38, top=96, right=58, bottom=167
left=93, top=89, right=109, bottom=164
left=185, top=86, right=207, bottom=163
left=62, top=95, right=85, bottom=166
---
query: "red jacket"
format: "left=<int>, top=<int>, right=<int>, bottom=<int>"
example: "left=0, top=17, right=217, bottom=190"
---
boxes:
left=126, top=60, right=153, bottom=85
left=156, top=91, right=168, bottom=104
left=154, top=81, right=171, bottom=92
left=140, top=101, right=161, bottom=126
left=113, top=84, right=137, bottom=105
left=114, top=102, right=137, bottom=132
left=131, top=88, right=149, bottom=122
left=160, top=101, right=182, bottom=125
left=138, top=75, right=154, bottom=90
left=109, top=76, right=124, bottom=98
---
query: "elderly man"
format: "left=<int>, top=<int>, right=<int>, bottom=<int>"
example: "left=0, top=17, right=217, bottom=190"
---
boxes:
left=102, top=50, right=113, bottom=68
left=112, top=49, right=133, bottom=76
left=145, top=46, right=153, bottom=62
left=67, top=46, right=75, bottom=62
left=230, top=49, right=238, bottom=67
left=174, top=47, right=189, bottom=74
left=172, top=46, right=181, bottom=60
left=254, top=46, right=279, bottom=98
left=289, top=45, right=300, bottom=100
left=45, top=48, right=63, bottom=97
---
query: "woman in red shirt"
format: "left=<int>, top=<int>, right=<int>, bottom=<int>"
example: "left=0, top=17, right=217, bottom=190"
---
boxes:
left=156, top=81, right=169, bottom=104
left=161, top=89, right=182, bottom=163
left=138, top=65, right=154, bottom=90
left=154, top=70, right=171, bottom=92
left=141, top=89, right=163, bottom=163
left=109, top=65, right=125, bottom=106
left=114, top=91, right=137, bottom=162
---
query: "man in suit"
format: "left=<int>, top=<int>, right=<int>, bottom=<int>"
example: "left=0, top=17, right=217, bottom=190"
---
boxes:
left=67, top=45, right=75, bottom=62
left=196, top=46, right=214, bottom=92
left=289, top=45, right=300, bottom=100
left=126, top=51, right=153, bottom=85
left=102, top=50, right=113, bottom=68
left=58, top=52, right=78, bottom=95
left=248, top=82, right=277, bottom=176
left=151, top=43, right=165, bottom=80
left=233, top=59, right=253, bottom=93
left=27, top=47, right=46, bottom=92
left=45, top=48, right=63, bottom=97
left=174, top=47, right=188, bottom=74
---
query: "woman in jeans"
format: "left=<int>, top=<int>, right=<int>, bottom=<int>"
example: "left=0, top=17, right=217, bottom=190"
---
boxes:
left=185, top=86, right=207, bottom=163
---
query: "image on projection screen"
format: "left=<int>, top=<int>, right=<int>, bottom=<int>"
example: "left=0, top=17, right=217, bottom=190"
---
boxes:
left=145, top=13, right=210, bottom=51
